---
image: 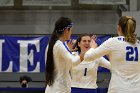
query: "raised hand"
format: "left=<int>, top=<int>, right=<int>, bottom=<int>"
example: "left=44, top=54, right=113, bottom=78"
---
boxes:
left=67, top=39, right=77, bottom=52
left=90, top=35, right=98, bottom=49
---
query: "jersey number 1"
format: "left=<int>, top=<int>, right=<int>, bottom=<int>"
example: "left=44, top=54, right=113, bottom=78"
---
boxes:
left=84, top=68, right=87, bottom=76
left=126, top=46, right=138, bottom=61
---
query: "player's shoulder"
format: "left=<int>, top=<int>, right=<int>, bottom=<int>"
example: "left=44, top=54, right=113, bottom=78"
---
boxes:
left=112, top=36, right=124, bottom=40
left=108, top=36, right=125, bottom=42
left=101, top=36, right=124, bottom=46
left=54, top=40, right=63, bottom=47
left=53, top=40, right=65, bottom=50
left=103, top=36, right=116, bottom=43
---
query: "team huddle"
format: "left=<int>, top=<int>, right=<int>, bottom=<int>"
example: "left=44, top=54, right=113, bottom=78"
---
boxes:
left=45, top=16, right=140, bottom=93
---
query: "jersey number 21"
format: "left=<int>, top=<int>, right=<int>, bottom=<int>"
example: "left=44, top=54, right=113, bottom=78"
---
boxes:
left=126, top=46, right=138, bottom=61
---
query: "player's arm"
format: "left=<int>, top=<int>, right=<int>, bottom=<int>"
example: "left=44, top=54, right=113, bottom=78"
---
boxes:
left=57, top=43, right=81, bottom=66
left=98, top=57, right=111, bottom=70
left=84, top=38, right=113, bottom=62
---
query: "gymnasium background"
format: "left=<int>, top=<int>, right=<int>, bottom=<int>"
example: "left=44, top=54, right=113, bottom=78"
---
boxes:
left=0, top=0, right=140, bottom=93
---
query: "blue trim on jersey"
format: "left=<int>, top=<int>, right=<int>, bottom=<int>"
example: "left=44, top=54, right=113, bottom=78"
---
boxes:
left=71, top=87, right=97, bottom=93
left=118, top=37, right=125, bottom=41
left=63, top=42, right=72, bottom=54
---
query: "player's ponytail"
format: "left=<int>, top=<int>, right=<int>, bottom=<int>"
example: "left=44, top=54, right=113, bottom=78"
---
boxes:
left=118, top=16, right=137, bottom=44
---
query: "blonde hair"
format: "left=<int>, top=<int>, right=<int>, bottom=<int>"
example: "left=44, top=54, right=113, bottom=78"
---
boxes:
left=118, top=16, right=136, bottom=44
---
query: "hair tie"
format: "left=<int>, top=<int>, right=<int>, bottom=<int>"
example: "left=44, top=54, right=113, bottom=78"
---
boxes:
left=56, top=22, right=74, bottom=33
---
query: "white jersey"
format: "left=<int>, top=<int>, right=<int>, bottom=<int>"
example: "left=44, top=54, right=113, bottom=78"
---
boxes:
left=45, top=40, right=81, bottom=93
left=71, top=55, right=110, bottom=89
left=84, top=36, right=140, bottom=93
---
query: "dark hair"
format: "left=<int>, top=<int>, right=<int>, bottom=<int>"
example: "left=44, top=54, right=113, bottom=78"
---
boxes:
left=45, top=17, right=73, bottom=86
left=118, top=16, right=136, bottom=44
left=19, top=75, right=32, bottom=83
left=74, top=34, right=91, bottom=53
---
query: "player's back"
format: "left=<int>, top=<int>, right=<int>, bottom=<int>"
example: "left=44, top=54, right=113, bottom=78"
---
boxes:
left=108, top=36, right=140, bottom=93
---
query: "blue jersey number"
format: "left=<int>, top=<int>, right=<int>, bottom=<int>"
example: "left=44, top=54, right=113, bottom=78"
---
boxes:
left=126, top=46, right=138, bottom=61
left=84, top=68, right=87, bottom=76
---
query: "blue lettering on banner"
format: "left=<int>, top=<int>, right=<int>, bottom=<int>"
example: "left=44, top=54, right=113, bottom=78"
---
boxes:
left=0, top=36, right=49, bottom=72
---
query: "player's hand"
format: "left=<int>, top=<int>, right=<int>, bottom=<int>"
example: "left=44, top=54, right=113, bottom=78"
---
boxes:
left=91, top=35, right=97, bottom=41
left=90, top=35, right=98, bottom=49
left=67, top=39, right=77, bottom=52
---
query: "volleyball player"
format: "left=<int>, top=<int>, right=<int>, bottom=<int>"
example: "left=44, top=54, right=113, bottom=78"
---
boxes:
left=45, top=17, right=84, bottom=93
left=71, top=34, right=111, bottom=93
left=84, top=16, right=140, bottom=93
